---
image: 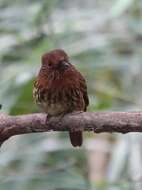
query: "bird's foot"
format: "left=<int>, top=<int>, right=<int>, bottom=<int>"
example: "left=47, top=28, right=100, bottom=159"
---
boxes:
left=58, top=113, right=66, bottom=122
left=45, top=114, right=52, bottom=124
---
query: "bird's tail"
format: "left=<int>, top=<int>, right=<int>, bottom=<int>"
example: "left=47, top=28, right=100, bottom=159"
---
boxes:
left=69, top=131, right=83, bottom=147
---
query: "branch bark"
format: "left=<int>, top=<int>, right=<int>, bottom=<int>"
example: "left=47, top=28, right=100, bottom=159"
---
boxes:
left=0, top=111, right=142, bottom=146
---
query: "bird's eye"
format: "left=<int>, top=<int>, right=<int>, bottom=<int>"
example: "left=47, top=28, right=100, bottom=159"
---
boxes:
left=59, top=60, right=65, bottom=65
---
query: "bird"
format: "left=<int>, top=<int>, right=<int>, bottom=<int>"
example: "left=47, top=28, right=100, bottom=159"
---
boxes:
left=33, top=49, right=89, bottom=147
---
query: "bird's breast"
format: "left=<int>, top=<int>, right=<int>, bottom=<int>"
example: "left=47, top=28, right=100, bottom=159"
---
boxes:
left=39, top=101, right=68, bottom=116
left=34, top=85, right=71, bottom=115
left=33, top=71, right=85, bottom=115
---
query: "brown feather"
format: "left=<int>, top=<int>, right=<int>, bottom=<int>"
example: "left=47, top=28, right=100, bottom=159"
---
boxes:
left=33, top=49, right=89, bottom=147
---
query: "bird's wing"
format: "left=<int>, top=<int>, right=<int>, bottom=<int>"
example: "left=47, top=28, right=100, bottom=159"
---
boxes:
left=78, top=73, right=89, bottom=111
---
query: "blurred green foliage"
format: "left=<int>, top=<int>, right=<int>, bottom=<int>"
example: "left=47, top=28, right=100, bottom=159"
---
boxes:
left=1, top=0, right=142, bottom=189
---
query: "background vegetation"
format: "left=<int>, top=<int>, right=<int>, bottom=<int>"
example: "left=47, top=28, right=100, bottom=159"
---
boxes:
left=0, top=0, right=142, bottom=189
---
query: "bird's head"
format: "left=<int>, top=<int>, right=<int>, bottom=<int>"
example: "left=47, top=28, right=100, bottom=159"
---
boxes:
left=41, top=49, right=71, bottom=72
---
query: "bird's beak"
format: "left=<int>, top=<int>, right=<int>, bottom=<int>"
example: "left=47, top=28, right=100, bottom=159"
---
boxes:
left=58, top=60, right=69, bottom=71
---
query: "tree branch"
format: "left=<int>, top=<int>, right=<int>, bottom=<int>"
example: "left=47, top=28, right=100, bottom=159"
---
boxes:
left=0, top=111, right=142, bottom=146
